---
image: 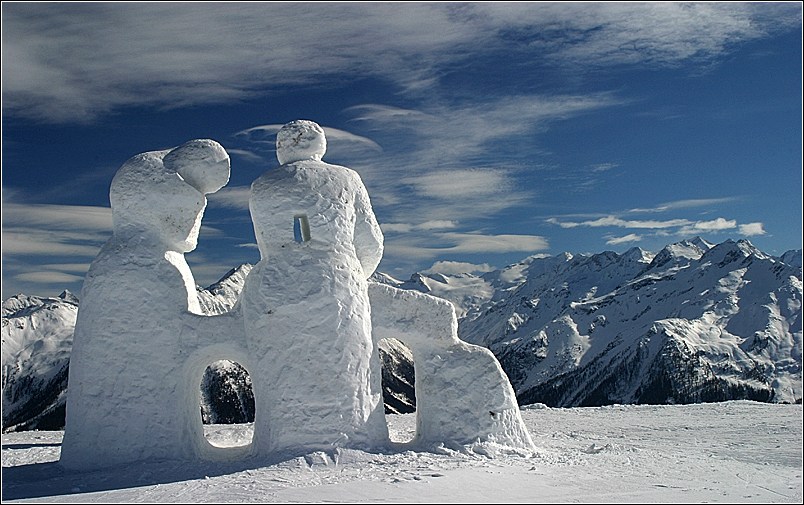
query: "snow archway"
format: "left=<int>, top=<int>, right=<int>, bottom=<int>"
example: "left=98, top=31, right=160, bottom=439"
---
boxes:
left=183, top=341, right=254, bottom=460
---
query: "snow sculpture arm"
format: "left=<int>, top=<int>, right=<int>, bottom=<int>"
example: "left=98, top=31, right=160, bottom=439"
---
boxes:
left=353, top=179, right=384, bottom=278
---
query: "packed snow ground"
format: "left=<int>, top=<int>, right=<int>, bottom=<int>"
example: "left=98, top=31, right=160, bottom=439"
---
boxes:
left=2, top=401, right=801, bottom=503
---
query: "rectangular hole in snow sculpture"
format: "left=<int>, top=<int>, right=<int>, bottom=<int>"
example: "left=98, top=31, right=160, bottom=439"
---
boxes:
left=378, top=338, right=417, bottom=444
left=200, top=360, right=255, bottom=449
left=293, top=214, right=311, bottom=243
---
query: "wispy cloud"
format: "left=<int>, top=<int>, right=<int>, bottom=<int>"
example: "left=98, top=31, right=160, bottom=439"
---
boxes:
left=340, top=92, right=621, bottom=227
left=233, top=124, right=384, bottom=167
left=383, top=231, right=549, bottom=264
left=226, top=148, right=265, bottom=164
left=207, top=185, right=251, bottom=210
left=1, top=202, right=112, bottom=257
left=423, top=260, right=495, bottom=275
left=40, top=263, right=93, bottom=273
left=405, top=170, right=513, bottom=200
left=14, top=271, right=85, bottom=285
left=547, top=216, right=691, bottom=229
left=590, top=163, right=619, bottom=173
left=627, top=197, right=739, bottom=214
left=234, top=124, right=382, bottom=152
left=381, top=220, right=458, bottom=234
left=0, top=199, right=233, bottom=295
left=547, top=215, right=748, bottom=233
left=683, top=217, right=736, bottom=232
left=738, top=222, right=766, bottom=236
left=2, top=202, right=112, bottom=231
left=548, top=207, right=766, bottom=246
left=605, top=233, right=642, bottom=245
left=495, top=2, right=801, bottom=67
left=4, top=3, right=798, bottom=123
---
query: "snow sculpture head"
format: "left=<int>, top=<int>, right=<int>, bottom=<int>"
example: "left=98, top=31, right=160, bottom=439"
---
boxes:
left=109, top=139, right=230, bottom=253
left=275, top=120, right=327, bottom=165
left=163, top=139, right=230, bottom=194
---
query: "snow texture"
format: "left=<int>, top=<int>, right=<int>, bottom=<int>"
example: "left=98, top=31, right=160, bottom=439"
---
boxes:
left=59, top=121, right=533, bottom=471
left=4, top=402, right=801, bottom=503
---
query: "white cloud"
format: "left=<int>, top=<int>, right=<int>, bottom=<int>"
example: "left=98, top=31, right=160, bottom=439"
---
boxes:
left=491, top=2, right=801, bottom=67
left=235, top=124, right=382, bottom=153
left=417, top=220, right=458, bottom=230
left=590, top=163, right=619, bottom=172
left=549, top=211, right=767, bottom=245
left=381, top=220, right=457, bottom=234
left=547, top=216, right=691, bottom=229
left=382, top=231, right=549, bottom=262
left=6, top=3, right=796, bottom=122
left=1, top=203, right=112, bottom=258
left=380, top=223, right=413, bottom=234
left=342, top=93, right=620, bottom=228
left=407, top=169, right=512, bottom=199
left=423, top=261, right=495, bottom=275
left=738, top=222, right=766, bottom=236
left=2, top=202, right=112, bottom=231
left=207, top=186, right=251, bottom=210
left=2, top=230, right=105, bottom=257
left=439, top=232, right=550, bottom=254
left=627, top=197, right=738, bottom=213
left=40, top=263, right=92, bottom=273
left=690, top=217, right=737, bottom=231
left=346, top=104, right=435, bottom=126
left=227, top=148, right=265, bottom=164
left=14, top=271, right=85, bottom=284
left=606, top=233, right=642, bottom=245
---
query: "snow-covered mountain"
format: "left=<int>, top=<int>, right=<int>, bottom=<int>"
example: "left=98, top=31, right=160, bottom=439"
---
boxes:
left=2, top=291, right=78, bottom=431
left=458, top=238, right=802, bottom=406
left=374, top=238, right=801, bottom=406
left=3, top=238, right=801, bottom=432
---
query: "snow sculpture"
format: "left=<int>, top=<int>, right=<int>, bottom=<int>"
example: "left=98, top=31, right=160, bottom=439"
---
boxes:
left=241, top=120, right=388, bottom=456
left=60, top=120, right=533, bottom=470
left=60, top=139, right=246, bottom=470
left=369, top=282, right=536, bottom=452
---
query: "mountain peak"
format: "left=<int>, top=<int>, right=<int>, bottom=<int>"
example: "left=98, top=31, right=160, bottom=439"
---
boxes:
left=702, top=238, right=766, bottom=265
left=648, top=238, right=710, bottom=270
left=58, top=290, right=80, bottom=304
left=622, top=246, right=655, bottom=264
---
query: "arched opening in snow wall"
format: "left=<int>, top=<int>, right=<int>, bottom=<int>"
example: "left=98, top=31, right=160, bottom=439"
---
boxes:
left=378, top=337, right=416, bottom=443
left=199, top=360, right=255, bottom=448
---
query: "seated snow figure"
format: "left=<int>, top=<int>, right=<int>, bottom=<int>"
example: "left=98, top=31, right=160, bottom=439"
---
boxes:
left=368, top=282, right=536, bottom=454
left=241, top=120, right=388, bottom=456
left=60, top=139, right=238, bottom=470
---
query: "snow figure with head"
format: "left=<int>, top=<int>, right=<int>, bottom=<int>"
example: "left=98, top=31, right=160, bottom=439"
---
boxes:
left=368, top=283, right=536, bottom=454
left=60, top=140, right=237, bottom=470
left=242, top=120, right=388, bottom=456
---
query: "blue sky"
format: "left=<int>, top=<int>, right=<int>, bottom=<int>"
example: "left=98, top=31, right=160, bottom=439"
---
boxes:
left=2, top=2, right=802, bottom=299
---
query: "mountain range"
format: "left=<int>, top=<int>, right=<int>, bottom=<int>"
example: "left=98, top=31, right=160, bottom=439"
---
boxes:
left=2, top=237, right=801, bottom=432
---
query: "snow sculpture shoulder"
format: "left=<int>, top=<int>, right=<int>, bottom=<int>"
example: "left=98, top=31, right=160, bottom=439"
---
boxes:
left=60, top=140, right=236, bottom=470
left=242, top=120, right=387, bottom=456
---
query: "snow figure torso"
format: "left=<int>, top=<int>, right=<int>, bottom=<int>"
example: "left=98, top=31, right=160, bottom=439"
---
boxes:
left=242, top=120, right=387, bottom=456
